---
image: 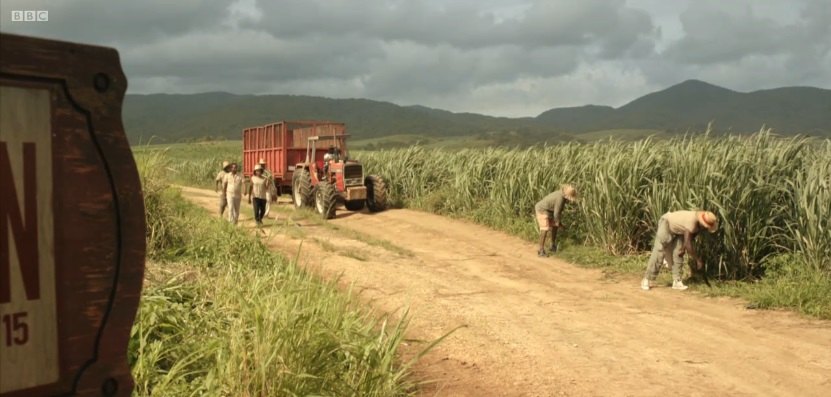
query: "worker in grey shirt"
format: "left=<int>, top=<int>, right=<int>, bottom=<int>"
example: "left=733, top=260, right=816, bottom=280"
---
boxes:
left=534, top=184, right=578, bottom=257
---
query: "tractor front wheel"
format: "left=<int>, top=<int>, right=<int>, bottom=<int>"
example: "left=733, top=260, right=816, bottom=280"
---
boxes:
left=292, top=169, right=313, bottom=209
left=315, top=181, right=338, bottom=219
left=365, top=175, right=388, bottom=212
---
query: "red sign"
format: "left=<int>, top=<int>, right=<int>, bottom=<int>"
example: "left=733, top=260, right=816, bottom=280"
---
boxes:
left=0, top=34, right=145, bottom=396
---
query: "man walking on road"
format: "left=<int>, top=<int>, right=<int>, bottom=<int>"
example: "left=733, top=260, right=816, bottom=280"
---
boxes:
left=215, top=160, right=231, bottom=216
left=223, top=162, right=244, bottom=225
left=258, top=158, right=277, bottom=215
left=641, top=210, right=719, bottom=291
left=247, top=164, right=271, bottom=226
left=534, top=184, right=578, bottom=257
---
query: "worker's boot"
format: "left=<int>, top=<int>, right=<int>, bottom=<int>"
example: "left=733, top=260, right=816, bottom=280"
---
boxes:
left=537, top=249, right=546, bottom=257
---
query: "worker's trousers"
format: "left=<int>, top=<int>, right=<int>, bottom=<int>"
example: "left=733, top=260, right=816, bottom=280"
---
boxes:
left=227, top=195, right=241, bottom=225
left=644, top=217, right=685, bottom=281
left=218, top=192, right=227, bottom=216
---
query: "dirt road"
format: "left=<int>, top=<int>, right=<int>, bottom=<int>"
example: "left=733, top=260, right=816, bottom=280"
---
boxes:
left=181, top=186, right=831, bottom=397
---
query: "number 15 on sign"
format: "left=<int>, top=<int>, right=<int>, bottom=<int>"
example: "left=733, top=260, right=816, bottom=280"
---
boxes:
left=2, top=312, right=29, bottom=346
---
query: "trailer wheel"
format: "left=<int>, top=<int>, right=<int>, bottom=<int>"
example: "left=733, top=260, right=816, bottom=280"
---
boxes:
left=292, top=169, right=313, bottom=208
left=315, top=181, right=338, bottom=219
left=345, top=200, right=365, bottom=211
left=365, top=175, right=388, bottom=212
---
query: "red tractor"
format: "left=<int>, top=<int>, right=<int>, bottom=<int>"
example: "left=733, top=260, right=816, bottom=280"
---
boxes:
left=291, top=135, right=388, bottom=219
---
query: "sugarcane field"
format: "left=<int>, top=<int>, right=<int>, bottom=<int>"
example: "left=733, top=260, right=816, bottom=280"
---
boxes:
left=2, top=2, right=831, bottom=397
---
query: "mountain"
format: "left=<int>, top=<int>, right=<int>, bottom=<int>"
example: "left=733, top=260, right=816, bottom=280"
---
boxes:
left=123, top=80, right=831, bottom=144
left=124, top=93, right=525, bottom=143
left=537, top=80, right=831, bottom=135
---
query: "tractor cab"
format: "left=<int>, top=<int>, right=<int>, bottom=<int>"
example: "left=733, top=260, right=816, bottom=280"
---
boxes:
left=303, top=135, right=353, bottom=183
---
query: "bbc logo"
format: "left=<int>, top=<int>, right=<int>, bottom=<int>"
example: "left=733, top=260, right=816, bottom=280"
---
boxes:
left=10, top=10, right=49, bottom=22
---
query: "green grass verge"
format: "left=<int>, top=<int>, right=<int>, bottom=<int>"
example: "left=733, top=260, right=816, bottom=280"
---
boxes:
left=556, top=243, right=831, bottom=319
left=704, top=255, right=831, bottom=319
left=132, top=152, right=425, bottom=396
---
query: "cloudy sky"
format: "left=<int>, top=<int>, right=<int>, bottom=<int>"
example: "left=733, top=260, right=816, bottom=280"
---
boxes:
left=2, top=0, right=828, bottom=117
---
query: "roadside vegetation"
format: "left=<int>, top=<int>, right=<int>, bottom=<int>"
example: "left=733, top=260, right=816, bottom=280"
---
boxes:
left=357, top=130, right=831, bottom=319
left=133, top=141, right=240, bottom=189
left=131, top=150, right=420, bottom=396
left=137, top=129, right=831, bottom=319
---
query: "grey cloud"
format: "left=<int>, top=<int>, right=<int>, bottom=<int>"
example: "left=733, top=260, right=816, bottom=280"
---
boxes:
left=645, top=0, right=831, bottom=93
left=664, top=3, right=790, bottom=64
left=0, top=0, right=826, bottom=117
left=252, top=0, right=656, bottom=53
left=0, top=0, right=230, bottom=46
left=359, top=42, right=583, bottom=102
left=122, top=30, right=384, bottom=83
left=664, top=0, right=830, bottom=65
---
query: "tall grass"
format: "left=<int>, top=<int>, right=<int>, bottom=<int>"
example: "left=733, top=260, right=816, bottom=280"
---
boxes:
left=132, top=150, right=419, bottom=396
left=134, top=141, right=241, bottom=188
left=357, top=129, right=831, bottom=280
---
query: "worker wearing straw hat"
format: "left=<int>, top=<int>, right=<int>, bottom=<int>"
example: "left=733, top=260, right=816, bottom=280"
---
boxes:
left=222, top=163, right=244, bottom=225
left=534, top=184, right=578, bottom=257
left=258, top=158, right=277, bottom=216
left=641, top=210, right=719, bottom=291
left=247, top=164, right=272, bottom=226
left=215, top=160, right=231, bottom=216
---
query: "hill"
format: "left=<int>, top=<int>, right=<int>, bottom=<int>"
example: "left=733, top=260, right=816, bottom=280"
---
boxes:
left=123, top=80, right=831, bottom=144
left=537, top=80, right=831, bottom=135
left=124, top=93, right=544, bottom=143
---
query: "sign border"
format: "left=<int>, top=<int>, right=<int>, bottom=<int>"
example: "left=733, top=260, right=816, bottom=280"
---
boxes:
left=0, top=33, right=145, bottom=397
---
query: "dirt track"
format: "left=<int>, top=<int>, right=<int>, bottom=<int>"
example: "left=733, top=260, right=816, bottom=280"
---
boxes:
left=180, top=186, right=831, bottom=397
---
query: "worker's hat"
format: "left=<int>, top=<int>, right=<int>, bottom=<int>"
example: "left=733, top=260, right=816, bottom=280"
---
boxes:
left=254, top=164, right=263, bottom=171
left=562, top=184, right=578, bottom=202
left=222, top=160, right=231, bottom=170
left=698, top=211, right=719, bottom=233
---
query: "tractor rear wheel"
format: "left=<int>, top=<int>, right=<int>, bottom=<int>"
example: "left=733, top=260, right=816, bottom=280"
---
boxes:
left=345, top=200, right=365, bottom=211
left=315, top=181, right=338, bottom=219
left=365, top=175, right=388, bottom=212
left=292, top=169, right=313, bottom=209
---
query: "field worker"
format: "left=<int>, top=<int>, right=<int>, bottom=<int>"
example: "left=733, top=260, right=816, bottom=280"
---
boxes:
left=247, top=164, right=271, bottom=226
left=323, top=146, right=336, bottom=178
left=258, top=158, right=277, bottom=215
left=215, top=161, right=231, bottom=216
left=323, top=146, right=336, bottom=162
left=534, top=184, right=578, bottom=257
left=222, top=162, right=244, bottom=225
left=641, top=210, right=719, bottom=291
left=258, top=158, right=274, bottom=186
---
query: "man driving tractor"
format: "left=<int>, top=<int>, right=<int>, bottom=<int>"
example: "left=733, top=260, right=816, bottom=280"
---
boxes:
left=323, top=145, right=341, bottom=179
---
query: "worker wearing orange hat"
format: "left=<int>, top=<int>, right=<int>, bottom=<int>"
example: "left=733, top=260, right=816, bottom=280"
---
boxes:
left=641, top=210, right=719, bottom=291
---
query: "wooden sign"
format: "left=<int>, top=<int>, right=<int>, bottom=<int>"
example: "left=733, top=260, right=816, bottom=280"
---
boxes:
left=0, top=34, right=145, bottom=396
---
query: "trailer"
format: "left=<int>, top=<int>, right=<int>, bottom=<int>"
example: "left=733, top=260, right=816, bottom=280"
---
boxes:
left=242, top=121, right=347, bottom=194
